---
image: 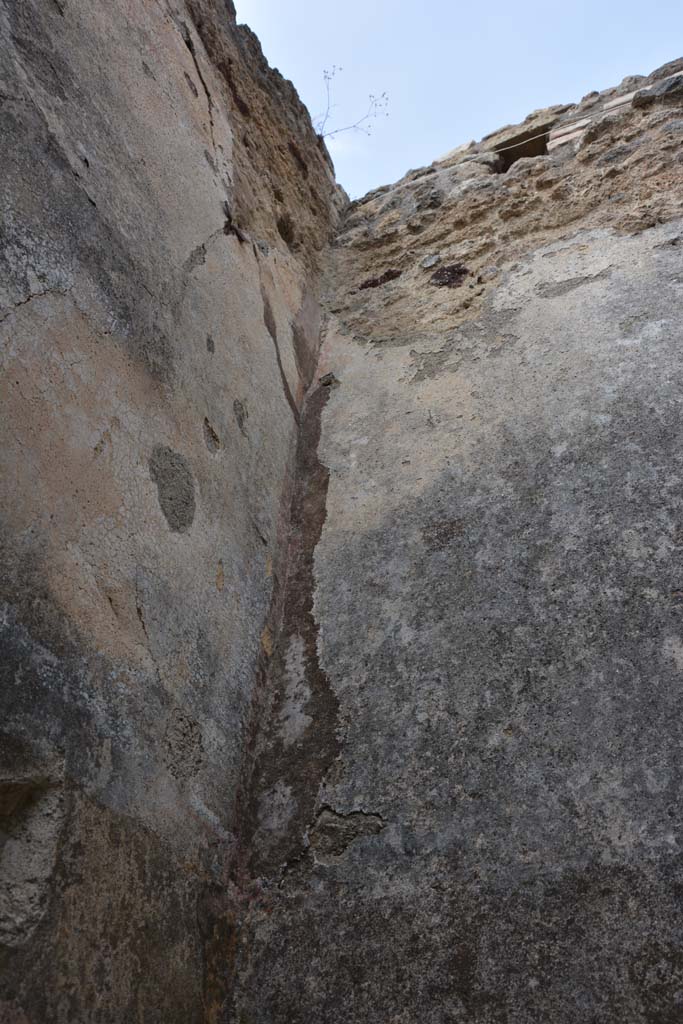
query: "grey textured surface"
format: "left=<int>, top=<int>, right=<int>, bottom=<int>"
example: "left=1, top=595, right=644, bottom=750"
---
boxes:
left=2, top=3, right=683, bottom=1020
left=234, top=63, right=683, bottom=1020
left=237, top=222, right=683, bottom=1024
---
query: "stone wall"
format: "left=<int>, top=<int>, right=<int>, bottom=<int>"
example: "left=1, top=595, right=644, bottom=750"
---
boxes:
left=0, top=2, right=341, bottom=1020
left=2, top=3, right=683, bottom=1020
left=234, top=60, right=683, bottom=1023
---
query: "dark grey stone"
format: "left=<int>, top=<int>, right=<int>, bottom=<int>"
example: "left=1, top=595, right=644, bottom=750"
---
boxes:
left=149, top=445, right=196, bottom=532
left=633, top=74, right=683, bottom=107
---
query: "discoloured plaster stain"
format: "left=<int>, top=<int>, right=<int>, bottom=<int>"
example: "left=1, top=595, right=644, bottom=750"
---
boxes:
left=260, top=626, right=273, bottom=657
left=430, top=262, right=470, bottom=287
left=149, top=445, right=196, bottom=533
left=662, top=635, right=683, bottom=671
left=358, top=267, right=402, bottom=290
left=536, top=266, right=612, bottom=297
left=308, top=806, right=386, bottom=864
left=244, top=376, right=341, bottom=876
left=203, top=417, right=221, bottom=452
left=422, top=516, right=465, bottom=552
left=277, top=634, right=312, bottom=746
left=163, top=707, right=204, bottom=781
left=233, top=398, right=248, bottom=436
left=0, top=774, right=65, bottom=947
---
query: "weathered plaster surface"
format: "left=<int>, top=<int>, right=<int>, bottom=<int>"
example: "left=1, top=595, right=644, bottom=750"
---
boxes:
left=235, top=65, right=683, bottom=1023
left=3, top=4, right=683, bottom=1019
left=0, top=1, right=341, bottom=1019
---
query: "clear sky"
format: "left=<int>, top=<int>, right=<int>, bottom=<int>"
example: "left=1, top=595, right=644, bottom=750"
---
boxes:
left=234, top=1, right=683, bottom=199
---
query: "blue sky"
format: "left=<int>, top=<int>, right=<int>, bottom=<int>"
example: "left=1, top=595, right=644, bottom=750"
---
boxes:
left=235, top=1, right=683, bottom=198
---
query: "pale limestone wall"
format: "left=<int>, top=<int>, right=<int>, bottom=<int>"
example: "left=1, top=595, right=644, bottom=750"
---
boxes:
left=0, top=1, right=341, bottom=1019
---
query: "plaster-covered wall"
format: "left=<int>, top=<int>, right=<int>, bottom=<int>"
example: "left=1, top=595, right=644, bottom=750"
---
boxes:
left=0, top=2, right=341, bottom=1019
left=236, top=61, right=683, bottom=1023
left=3, top=4, right=683, bottom=1020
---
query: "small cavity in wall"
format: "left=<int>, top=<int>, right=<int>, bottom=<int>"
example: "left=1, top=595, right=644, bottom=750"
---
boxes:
left=495, top=128, right=550, bottom=172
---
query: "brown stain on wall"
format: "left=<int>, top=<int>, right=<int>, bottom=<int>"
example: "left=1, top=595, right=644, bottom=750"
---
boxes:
left=245, top=374, right=341, bottom=877
left=226, top=372, right=341, bottom=897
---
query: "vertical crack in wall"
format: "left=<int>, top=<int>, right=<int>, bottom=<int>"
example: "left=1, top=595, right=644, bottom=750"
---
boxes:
left=205, top=367, right=340, bottom=1020
left=241, top=371, right=340, bottom=878
left=260, top=281, right=301, bottom=426
left=179, top=21, right=217, bottom=155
